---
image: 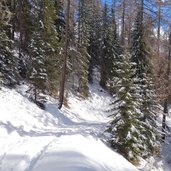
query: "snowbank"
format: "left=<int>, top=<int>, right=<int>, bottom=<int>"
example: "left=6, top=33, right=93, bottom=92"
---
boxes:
left=0, top=86, right=138, bottom=171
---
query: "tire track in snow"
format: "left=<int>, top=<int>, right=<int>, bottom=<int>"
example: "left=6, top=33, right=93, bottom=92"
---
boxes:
left=25, top=138, right=56, bottom=171
left=0, top=138, right=30, bottom=171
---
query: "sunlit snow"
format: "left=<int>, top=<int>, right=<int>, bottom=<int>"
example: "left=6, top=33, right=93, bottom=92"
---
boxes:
left=0, top=84, right=138, bottom=171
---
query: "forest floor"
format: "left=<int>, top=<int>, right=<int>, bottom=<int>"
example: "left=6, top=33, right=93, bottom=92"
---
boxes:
left=0, top=82, right=138, bottom=171
left=0, top=82, right=170, bottom=171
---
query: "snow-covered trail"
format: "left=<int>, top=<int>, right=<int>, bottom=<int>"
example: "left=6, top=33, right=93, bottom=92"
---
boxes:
left=0, top=85, right=138, bottom=171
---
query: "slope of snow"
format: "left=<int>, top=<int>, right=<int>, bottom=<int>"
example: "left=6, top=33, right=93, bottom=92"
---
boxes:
left=138, top=110, right=171, bottom=171
left=0, top=85, right=138, bottom=171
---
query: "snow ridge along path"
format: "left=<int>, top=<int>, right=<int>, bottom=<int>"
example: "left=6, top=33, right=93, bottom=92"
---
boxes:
left=0, top=85, right=138, bottom=171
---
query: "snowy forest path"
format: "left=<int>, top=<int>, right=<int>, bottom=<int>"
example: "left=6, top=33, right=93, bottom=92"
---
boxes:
left=0, top=85, right=114, bottom=171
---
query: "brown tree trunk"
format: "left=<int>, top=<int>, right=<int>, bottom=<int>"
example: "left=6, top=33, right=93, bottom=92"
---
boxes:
left=162, top=29, right=171, bottom=141
left=121, top=0, right=125, bottom=46
left=157, top=4, right=161, bottom=55
left=12, top=0, right=16, bottom=40
left=162, top=99, right=167, bottom=141
left=19, top=0, right=23, bottom=59
left=58, top=0, right=70, bottom=109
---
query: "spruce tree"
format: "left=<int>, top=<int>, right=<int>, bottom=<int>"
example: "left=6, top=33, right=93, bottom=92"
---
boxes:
left=99, top=3, right=109, bottom=89
left=28, top=0, right=63, bottom=96
left=28, top=20, right=48, bottom=103
left=42, top=0, right=63, bottom=94
left=100, top=4, right=121, bottom=90
left=28, top=0, right=59, bottom=101
left=131, top=9, right=160, bottom=158
left=54, top=0, right=65, bottom=42
left=0, top=1, right=19, bottom=86
left=107, top=53, right=146, bottom=162
left=140, top=74, right=160, bottom=157
left=87, top=0, right=101, bottom=83
left=131, top=10, right=149, bottom=78
left=108, top=6, right=122, bottom=85
left=16, top=0, right=33, bottom=79
left=77, top=0, right=90, bottom=97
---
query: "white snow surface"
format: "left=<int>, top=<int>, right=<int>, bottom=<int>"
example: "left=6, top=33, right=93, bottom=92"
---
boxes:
left=137, top=109, right=171, bottom=171
left=0, top=84, right=138, bottom=171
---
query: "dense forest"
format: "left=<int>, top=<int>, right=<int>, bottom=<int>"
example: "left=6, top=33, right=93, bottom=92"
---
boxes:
left=1, top=0, right=171, bottom=164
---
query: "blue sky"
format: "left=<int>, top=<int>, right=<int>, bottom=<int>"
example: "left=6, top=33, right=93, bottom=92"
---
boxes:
left=101, top=0, right=113, bottom=5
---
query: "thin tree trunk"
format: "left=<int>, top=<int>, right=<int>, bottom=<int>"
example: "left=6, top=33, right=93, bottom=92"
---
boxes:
left=34, top=87, right=37, bottom=102
left=140, top=0, right=144, bottom=24
left=19, top=0, right=23, bottom=59
left=157, top=4, right=161, bottom=55
left=121, top=0, right=125, bottom=46
left=162, top=29, right=171, bottom=141
left=12, top=0, right=16, bottom=40
left=78, top=0, right=81, bottom=45
left=58, top=0, right=70, bottom=109
left=162, top=99, right=167, bottom=141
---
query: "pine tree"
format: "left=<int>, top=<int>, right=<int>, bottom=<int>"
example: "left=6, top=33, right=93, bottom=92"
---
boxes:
left=27, top=0, right=63, bottom=96
left=28, top=0, right=58, bottom=101
left=131, top=10, right=149, bottom=79
left=131, top=9, right=160, bottom=157
left=107, top=53, right=146, bottom=162
left=99, top=3, right=109, bottom=89
left=100, top=4, right=121, bottom=90
left=42, top=0, right=63, bottom=94
left=140, top=74, right=160, bottom=157
left=0, top=0, right=19, bottom=86
left=108, top=6, right=122, bottom=83
left=28, top=21, right=48, bottom=103
left=77, top=0, right=90, bottom=97
left=87, top=0, right=101, bottom=83
left=16, top=0, right=33, bottom=79
left=54, top=0, right=65, bottom=42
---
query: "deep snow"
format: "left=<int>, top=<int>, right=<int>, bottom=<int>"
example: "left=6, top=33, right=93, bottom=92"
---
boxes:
left=1, top=82, right=171, bottom=171
left=0, top=84, right=138, bottom=171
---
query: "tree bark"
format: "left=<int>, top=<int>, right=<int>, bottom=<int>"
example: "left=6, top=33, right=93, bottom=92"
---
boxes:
left=162, top=29, right=171, bottom=141
left=58, top=0, right=70, bottom=109
left=157, top=4, right=161, bottom=55
left=19, top=0, right=23, bottom=60
left=162, top=99, right=167, bottom=141
left=121, top=0, right=125, bottom=46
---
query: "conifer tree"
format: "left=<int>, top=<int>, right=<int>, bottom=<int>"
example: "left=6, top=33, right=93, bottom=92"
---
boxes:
left=107, top=53, right=146, bottom=162
left=77, top=0, right=90, bottom=97
left=16, top=0, right=33, bottom=79
left=140, top=74, right=160, bottom=156
left=42, top=0, right=63, bottom=94
left=28, top=20, right=48, bottom=103
left=100, top=4, right=121, bottom=90
left=131, top=8, right=160, bottom=157
left=54, top=0, right=65, bottom=42
left=28, top=0, right=63, bottom=96
left=131, top=10, right=148, bottom=78
left=99, top=3, right=109, bottom=89
left=0, top=0, right=19, bottom=86
left=108, top=6, right=122, bottom=82
left=28, top=0, right=58, bottom=101
left=87, top=0, right=101, bottom=83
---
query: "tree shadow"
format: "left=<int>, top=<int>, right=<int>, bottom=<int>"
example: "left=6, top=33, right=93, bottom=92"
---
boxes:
left=45, top=103, right=75, bottom=125
left=29, top=151, right=108, bottom=171
left=0, top=154, right=30, bottom=171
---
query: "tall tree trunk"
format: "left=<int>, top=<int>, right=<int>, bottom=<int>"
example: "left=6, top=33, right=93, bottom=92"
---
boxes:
left=157, top=4, right=161, bottom=55
left=19, top=0, right=23, bottom=59
left=162, top=29, right=171, bottom=141
left=58, top=0, right=70, bottom=109
left=121, top=0, right=125, bottom=46
left=140, top=0, right=144, bottom=24
left=162, top=99, right=167, bottom=141
left=11, top=0, right=16, bottom=40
